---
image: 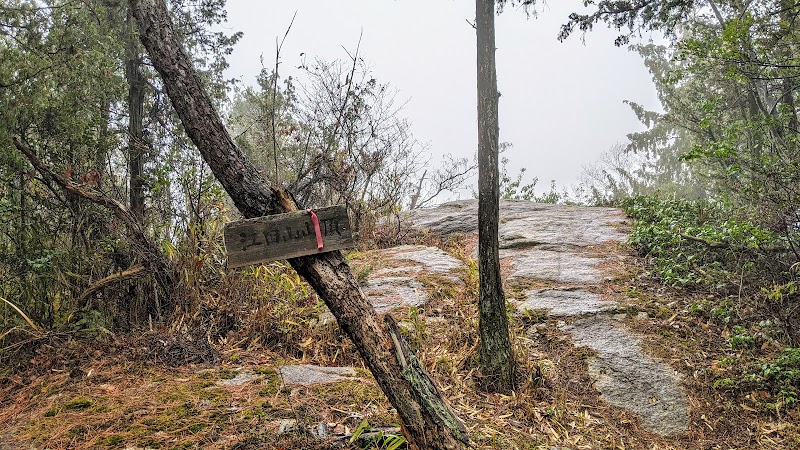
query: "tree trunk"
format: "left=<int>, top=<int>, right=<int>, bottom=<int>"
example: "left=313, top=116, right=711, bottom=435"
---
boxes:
left=125, top=11, right=146, bottom=222
left=476, top=0, right=516, bottom=392
left=127, top=1, right=468, bottom=448
left=124, top=17, right=148, bottom=321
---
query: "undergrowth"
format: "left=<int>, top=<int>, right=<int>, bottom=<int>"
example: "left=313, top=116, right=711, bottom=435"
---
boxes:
left=623, top=195, right=800, bottom=411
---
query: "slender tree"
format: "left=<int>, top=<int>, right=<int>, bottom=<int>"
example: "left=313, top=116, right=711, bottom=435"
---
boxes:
left=476, top=0, right=515, bottom=391
left=124, top=10, right=147, bottom=222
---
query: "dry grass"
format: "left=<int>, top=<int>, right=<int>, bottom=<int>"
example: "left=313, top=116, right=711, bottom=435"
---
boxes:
left=1, top=230, right=799, bottom=449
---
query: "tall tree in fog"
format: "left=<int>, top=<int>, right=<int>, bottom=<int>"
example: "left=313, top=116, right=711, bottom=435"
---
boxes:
left=476, top=0, right=515, bottom=392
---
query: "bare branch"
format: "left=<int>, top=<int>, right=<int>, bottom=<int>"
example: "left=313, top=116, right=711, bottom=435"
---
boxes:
left=79, top=264, right=146, bottom=299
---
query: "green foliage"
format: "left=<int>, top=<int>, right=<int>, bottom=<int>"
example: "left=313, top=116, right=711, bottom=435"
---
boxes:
left=760, top=282, right=800, bottom=346
left=498, top=144, right=537, bottom=201
left=570, top=0, right=800, bottom=256
left=0, top=0, right=126, bottom=329
left=757, top=348, right=800, bottom=406
left=628, top=194, right=800, bottom=406
left=732, top=347, right=800, bottom=408
left=624, top=195, right=800, bottom=343
left=0, top=0, right=238, bottom=332
left=626, top=2, right=799, bottom=243
left=64, top=397, right=93, bottom=411
left=728, top=325, right=756, bottom=350
left=489, top=143, right=568, bottom=204
left=348, top=419, right=408, bottom=450
left=624, top=196, right=781, bottom=290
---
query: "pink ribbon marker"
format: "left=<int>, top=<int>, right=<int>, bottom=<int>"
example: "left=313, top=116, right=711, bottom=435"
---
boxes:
left=307, top=208, right=324, bottom=250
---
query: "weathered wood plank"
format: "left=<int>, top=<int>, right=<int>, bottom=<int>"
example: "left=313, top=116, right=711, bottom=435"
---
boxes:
left=224, top=205, right=353, bottom=268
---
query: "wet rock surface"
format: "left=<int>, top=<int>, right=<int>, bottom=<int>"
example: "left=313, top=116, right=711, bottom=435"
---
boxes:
left=405, top=199, right=628, bottom=248
left=362, top=276, right=427, bottom=313
left=506, top=249, right=604, bottom=284
left=380, top=244, right=463, bottom=273
left=358, top=244, right=465, bottom=313
left=216, top=370, right=256, bottom=387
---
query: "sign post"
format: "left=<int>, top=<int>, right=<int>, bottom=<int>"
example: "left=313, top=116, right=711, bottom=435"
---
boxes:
left=223, top=205, right=354, bottom=268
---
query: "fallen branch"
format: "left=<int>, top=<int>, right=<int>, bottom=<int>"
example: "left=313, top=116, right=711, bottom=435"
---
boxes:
left=79, top=264, right=146, bottom=300
left=680, top=232, right=789, bottom=255
left=0, top=296, right=42, bottom=333
left=13, top=137, right=140, bottom=234
left=680, top=233, right=729, bottom=249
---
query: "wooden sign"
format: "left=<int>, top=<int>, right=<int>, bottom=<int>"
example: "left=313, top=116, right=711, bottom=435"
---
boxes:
left=224, top=205, right=353, bottom=268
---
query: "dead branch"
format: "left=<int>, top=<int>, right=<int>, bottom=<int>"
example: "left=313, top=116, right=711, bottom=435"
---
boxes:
left=79, top=264, right=146, bottom=299
left=681, top=231, right=789, bottom=255
left=13, top=136, right=142, bottom=235
left=12, top=136, right=174, bottom=298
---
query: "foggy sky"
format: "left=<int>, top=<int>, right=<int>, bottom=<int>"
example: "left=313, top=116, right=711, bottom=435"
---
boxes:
left=219, top=0, right=661, bottom=197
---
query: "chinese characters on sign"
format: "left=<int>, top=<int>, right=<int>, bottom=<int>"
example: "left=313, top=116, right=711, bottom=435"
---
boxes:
left=237, top=217, right=346, bottom=251
left=224, top=205, right=353, bottom=268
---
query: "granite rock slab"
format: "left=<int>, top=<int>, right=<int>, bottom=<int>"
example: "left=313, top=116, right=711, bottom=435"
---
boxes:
left=565, top=316, right=690, bottom=436
left=507, top=249, right=604, bottom=284
left=279, top=364, right=358, bottom=385
left=515, top=288, right=618, bottom=317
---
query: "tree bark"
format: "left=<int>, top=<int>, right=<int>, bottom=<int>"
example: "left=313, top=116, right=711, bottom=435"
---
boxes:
left=127, top=1, right=468, bottom=448
left=476, top=0, right=516, bottom=392
left=125, top=11, right=146, bottom=222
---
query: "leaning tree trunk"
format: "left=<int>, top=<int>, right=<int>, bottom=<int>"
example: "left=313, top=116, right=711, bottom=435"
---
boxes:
left=127, top=1, right=468, bottom=448
left=476, top=0, right=516, bottom=392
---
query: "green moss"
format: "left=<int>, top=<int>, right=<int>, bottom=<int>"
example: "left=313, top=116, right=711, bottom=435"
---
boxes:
left=435, top=355, right=454, bottom=373
left=102, top=434, right=124, bottom=445
left=187, top=423, right=207, bottom=434
left=521, top=308, right=547, bottom=324
left=356, top=264, right=373, bottom=285
left=655, top=305, right=674, bottom=320
left=240, top=405, right=268, bottom=419
left=44, top=408, right=59, bottom=417
left=258, top=385, right=278, bottom=397
left=353, top=367, right=372, bottom=378
left=689, top=301, right=707, bottom=317
left=217, top=368, right=237, bottom=380
left=254, top=366, right=276, bottom=376
left=257, top=368, right=281, bottom=397
left=198, top=389, right=226, bottom=402
left=64, top=397, right=93, bottom=411
left=68, top=424, right=88, bottom=438
left=345, top=250, right=366, bottom=262
left=625, top=287, right=645, bottom=299
left=307, top=380, right=391, bottom=423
